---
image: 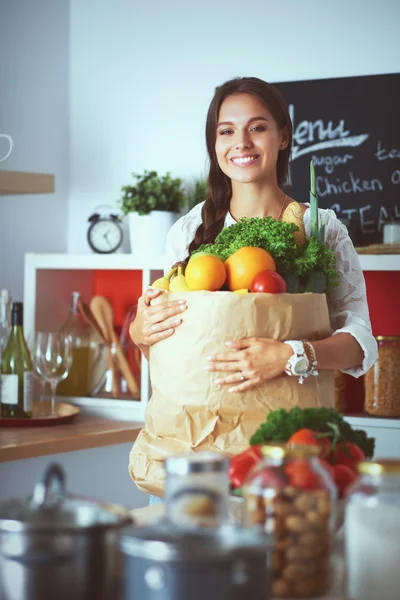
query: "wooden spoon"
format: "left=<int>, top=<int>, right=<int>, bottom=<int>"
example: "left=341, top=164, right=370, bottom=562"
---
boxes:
left=90, top=296, right=140, bottom=398
left=79, top=300, right=120, bottom=398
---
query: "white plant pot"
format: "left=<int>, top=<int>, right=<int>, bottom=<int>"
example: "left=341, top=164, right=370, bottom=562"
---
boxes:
left=128, top=210, right=177, bottom=259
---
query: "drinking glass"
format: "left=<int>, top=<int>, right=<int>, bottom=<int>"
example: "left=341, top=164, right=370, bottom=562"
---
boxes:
left=32, top=332, right=73, bottom=415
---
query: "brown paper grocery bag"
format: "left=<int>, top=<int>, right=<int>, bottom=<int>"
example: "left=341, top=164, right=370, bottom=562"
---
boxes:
left=129, top=291, right=334, bottom=496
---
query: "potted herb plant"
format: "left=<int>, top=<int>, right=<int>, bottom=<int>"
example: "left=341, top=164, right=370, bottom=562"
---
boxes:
left=118, top=170, right=187, bottom=256
left=187, top=177, right=209, bottom=211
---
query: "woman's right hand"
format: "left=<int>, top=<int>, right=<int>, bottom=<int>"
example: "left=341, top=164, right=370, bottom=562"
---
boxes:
left=129, top=288, right=187, bottom=349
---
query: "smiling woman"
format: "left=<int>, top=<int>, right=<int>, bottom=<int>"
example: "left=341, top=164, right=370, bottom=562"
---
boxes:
left=128, top=76, right=377, bottom=501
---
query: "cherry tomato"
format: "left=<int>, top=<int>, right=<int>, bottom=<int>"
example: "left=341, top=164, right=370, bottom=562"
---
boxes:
left=288, top=429, right=319, bottom=447
left=285, top=458, right=321, bottom=490
left=328, top=442, right=365, bottom=472
left=332, top=464, right=358, bottom=498
left=288, top=429, right=332, bottom=458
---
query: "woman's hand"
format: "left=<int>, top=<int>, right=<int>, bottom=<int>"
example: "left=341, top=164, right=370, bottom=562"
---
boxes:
left=129, top=288, right=187, bottom=352
left=206, top=337, right=293, bottom=392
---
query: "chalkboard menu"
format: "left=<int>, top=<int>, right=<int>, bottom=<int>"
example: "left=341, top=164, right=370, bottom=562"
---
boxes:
left=275, top=73, right=400, bottom=245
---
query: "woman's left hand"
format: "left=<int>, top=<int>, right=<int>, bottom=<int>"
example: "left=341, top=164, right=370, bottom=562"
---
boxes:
left=206, top=337, right=293, bottom=392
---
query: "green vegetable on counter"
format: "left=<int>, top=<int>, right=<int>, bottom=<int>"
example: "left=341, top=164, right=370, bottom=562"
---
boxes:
left=250, top=407, right=375, bottom=459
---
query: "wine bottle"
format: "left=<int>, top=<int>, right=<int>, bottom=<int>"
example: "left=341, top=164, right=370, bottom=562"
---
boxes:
left=0, top=302, right=33, bottom=418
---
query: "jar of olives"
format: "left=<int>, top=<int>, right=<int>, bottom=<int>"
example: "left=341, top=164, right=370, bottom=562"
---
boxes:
left=243, top=444, right=337, bottom=598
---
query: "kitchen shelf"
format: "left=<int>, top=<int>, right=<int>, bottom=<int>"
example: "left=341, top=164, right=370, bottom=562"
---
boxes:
left=358, top=254, right=399, bottom=271
left=0, top=170, right=54, bottom=195
left=345, top=414, right=400, bottom=429
left=24, top=252, right=399, bottom=272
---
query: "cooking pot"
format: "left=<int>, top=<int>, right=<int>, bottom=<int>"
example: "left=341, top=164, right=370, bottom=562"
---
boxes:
left=0, top=463, right=132, bottom=600
left=119, top=522, right=270, bottom=600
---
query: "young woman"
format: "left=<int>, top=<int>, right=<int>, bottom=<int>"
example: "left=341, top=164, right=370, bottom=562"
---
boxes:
left=130, top=76, right=377, bottom=389
left=129, top=77, right=377, bottom=504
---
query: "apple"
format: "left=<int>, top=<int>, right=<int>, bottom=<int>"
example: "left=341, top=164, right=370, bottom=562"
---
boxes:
left=250, top=270, right=287, bottom=294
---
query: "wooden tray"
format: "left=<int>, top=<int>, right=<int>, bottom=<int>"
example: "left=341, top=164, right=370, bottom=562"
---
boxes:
left=0, top=403, right=80, bottom=427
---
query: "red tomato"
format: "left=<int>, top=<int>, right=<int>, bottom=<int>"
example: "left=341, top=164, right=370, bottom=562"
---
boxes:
left=228, top=445, right=263, bottom=489
left=332, top=464, right=358, bottom=498
left=285, top=459, right=321, bottom=490
left=288, top=429, right=319, bottom=447
left=250, top=270, right=287, bottom=294
left=288, top=429, right=332, bottom=459
left=328, top=442, right=366, bottom=472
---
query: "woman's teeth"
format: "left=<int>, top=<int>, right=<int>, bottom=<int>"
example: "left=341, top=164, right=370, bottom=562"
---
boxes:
left=231, top=156, right=258, bottom=165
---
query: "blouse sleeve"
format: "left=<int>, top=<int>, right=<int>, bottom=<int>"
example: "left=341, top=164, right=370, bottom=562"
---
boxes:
left=305, top=208, right=378, bottom=378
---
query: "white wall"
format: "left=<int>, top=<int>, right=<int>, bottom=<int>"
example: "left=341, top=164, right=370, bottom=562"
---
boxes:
left=0, top=0, right=70, bottom=301
left=68, top=0, right=400, bottom=253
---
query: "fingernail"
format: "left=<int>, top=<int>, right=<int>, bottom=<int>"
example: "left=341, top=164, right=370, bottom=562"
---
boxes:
left=225, top=341, right=234, bottom=347
left=173, top=319, right=181, bottom=325
left=167, top=328, right=174, bottom=334
left=206, top=356, right=213, bottom=361
left=228, top=387, right=235, bottom=392
left=215, top=379, right=221, bottom=385
left=178, top=300, right=186, bottom=305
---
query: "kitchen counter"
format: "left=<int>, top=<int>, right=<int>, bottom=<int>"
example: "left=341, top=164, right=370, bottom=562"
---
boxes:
left=0, top=409, right=143, bottom=462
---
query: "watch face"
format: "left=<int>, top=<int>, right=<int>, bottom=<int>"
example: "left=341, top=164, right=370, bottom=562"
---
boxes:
left=293, top=356, right=309, bottom=375
left=88, top=219, right=123, bottom=254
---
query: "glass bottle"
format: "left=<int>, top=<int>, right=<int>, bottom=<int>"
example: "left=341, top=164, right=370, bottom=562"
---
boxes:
left=0, top=302, right=33, bottom=418
left=364, top=335, right=400, bottom=417
left=57, top=291, right=90, bottom=397
left=345, top=459, right=400, bottom=600
left=164, top=451, right=230, bottom=528
left=243, top=444, right=336, bottom=599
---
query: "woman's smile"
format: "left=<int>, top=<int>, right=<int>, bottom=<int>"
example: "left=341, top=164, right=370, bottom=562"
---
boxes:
left=230, top=154, right=260, bottom=167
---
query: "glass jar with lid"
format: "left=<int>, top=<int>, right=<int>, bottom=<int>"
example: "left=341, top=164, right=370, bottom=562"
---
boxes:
left=243, top=444, right=337, bottom=599
left=365, top=335, right=400, bottom=417
left=164, top=451, right=230, bottom=528
left=345, top=459, right=400, bottom=600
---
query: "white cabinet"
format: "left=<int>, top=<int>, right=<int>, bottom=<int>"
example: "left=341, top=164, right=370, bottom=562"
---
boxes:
left=23, top=253, right=165, bottom=421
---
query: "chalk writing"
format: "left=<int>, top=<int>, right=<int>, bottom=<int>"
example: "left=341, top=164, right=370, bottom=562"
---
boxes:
left=375, top=141, right=400, bottom=160
left=317, top=173, right=383, bottom=197
left=289, top=104, right=369, bottom=161
left=312, top=153, right=353, bottom=174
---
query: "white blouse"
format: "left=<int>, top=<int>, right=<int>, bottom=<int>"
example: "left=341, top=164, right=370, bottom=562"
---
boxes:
left=164, top=202, right=377, bottom=378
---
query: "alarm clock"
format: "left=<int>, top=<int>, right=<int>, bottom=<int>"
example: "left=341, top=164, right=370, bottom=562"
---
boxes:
left=87, top=208, right=123, bottom=254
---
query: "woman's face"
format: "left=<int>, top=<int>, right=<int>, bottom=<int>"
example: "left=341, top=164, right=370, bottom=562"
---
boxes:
left=215, top=93, right=288, bottom=185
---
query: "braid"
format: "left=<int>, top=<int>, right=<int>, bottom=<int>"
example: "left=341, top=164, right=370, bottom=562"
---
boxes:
left=185, top=166, right=231, bottom=263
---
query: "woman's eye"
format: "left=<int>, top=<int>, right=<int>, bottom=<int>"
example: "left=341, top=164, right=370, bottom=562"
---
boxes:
left=250, top=125, right=266, bottom=132
left=219, top=129, right=232, bottom=135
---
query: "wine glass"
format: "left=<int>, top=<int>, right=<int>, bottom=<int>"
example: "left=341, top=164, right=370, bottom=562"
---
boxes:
left=32, top=332, right=73, bottom=416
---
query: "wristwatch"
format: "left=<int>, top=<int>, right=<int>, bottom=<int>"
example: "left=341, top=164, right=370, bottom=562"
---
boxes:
left=283, top=340, right=309, bottom=383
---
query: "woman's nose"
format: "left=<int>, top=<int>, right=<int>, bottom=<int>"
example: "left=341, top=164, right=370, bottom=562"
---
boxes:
left=235, top=132, right=252, bottom=150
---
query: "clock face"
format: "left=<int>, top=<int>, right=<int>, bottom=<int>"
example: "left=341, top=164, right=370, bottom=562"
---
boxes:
left=293, top=356, right=309, bottom=375
left=88, top=219, right=123, bottom=254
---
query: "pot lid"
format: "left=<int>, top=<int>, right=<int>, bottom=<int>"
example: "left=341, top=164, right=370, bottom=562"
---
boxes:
left=119, top=523, right=268, bottom=562
left=0, top=463, right=132, bottom=533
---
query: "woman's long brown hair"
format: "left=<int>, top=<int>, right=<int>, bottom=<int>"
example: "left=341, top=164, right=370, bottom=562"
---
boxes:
left=186, top=77, right=293, bottom=261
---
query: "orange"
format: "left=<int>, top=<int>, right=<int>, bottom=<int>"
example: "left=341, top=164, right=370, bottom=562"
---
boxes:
left=185, top=254, right=226, bottom=291
left=224, top=246, right=276, bottom=291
